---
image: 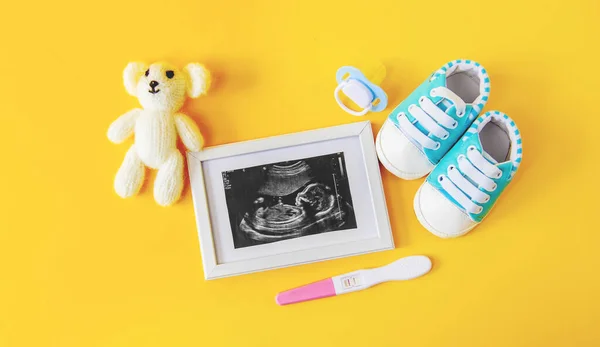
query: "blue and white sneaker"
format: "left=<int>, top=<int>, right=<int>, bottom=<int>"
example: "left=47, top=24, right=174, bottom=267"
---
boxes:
left=376, top=59, right=491, bottom=179
left=414, top=111, right=523, bottom=238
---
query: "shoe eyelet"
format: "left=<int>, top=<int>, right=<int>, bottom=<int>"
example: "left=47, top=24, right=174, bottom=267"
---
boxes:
left=434, top=142, right=441, bottom=150
left=451, top=121, right=458, bottom=129
left=457, top=110, right=465, bottom=117
left=457, top=154, right=466, bottom=162
left=475, top=206, right=484, bottom=214
left=468, top=146, right=477, bottom=151
left=496, top=171, right=503, bottom=179
left=430, top=89, right=437, bottom=97
left=448, top=165, right=455, bottom=171
left=491, top=183, right=497, bottom=191
left=442, top=133, right=449, bottom=140
left=438, top=175, right=444, bottom=182
left=483, top=196, right=490, bottom=203
left=419, top=96, right=426, bottom=103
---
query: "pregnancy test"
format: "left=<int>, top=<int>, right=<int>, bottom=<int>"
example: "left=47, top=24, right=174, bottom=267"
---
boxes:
left=276, top=255, right=432, bottom=305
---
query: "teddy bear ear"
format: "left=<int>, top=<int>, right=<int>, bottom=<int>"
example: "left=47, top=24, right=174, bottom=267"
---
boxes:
left=184, top=63, right=211, bottom=98
left=123, top=62, right=148, bottom=96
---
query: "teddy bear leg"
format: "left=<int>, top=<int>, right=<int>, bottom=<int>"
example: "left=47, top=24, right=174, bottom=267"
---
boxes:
left=114, top=145, right=146, bottom=198
left=153, top=150, right=184, bottom=207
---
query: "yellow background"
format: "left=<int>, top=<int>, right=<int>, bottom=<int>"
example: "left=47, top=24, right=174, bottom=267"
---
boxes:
left=1, top=0, right=599, bottom=346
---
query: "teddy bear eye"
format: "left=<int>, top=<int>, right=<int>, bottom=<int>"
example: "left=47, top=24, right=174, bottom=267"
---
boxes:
left=144, top=69, right=149, bottom=77
left=166, top=70, right=174, bottom=79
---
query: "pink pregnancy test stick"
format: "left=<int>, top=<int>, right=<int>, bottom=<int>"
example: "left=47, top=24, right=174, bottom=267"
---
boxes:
left=276, top=255, right=432, bottom=305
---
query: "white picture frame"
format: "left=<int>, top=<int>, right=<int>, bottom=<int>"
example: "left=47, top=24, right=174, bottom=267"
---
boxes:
left=187, top=121, right=394, bottom=279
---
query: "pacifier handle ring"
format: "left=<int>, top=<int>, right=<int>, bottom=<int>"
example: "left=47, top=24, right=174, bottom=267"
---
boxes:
left=334, top=81, right=372, bottom=117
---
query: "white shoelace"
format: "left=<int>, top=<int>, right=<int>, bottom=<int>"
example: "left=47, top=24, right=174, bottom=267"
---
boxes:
left=438, top=146, right=503, bottom=214
left=398, top=87, right=467, bottom=150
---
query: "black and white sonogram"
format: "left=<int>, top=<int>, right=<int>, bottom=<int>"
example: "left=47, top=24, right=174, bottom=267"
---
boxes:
left=222, top=153, right=357, bottom=248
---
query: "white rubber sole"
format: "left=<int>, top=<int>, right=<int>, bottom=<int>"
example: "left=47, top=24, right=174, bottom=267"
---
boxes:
left=375, top=123, right=432, bottom=180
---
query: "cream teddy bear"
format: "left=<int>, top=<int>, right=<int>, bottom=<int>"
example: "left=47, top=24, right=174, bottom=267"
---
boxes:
left=108, top=61, right=210, bottom=206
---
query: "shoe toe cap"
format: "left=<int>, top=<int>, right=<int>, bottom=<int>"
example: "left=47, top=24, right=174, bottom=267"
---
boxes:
left=376, top=120, right=434, bottom=180
left=414, top=182, right=477, bottom=238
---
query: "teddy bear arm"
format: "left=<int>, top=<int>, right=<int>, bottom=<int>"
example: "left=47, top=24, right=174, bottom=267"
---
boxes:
left=174, top=113, right=204, bottom=152
left=107, top=108, right=142, bottom=144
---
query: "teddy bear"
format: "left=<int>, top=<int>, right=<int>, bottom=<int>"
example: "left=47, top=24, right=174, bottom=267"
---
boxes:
left=107, top=61, right=210, bottom=206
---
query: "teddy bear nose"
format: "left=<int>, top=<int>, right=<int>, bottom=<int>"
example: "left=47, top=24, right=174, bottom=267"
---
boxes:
left=149, top=80, right=159, bottom=88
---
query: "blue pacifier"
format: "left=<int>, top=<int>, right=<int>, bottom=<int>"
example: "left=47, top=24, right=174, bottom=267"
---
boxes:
left=334, top=66, right=388, bottom=116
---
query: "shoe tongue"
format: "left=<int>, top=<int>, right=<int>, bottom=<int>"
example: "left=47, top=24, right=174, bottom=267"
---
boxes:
left=481, top=150, right=498, bottom=164
left=436, top=98, right=463, bottom=115
left=438, top=99, right=452, bottom=111
left=472, top=132, right=498, bottom=165
left=433, top=74, right=466, bottom=114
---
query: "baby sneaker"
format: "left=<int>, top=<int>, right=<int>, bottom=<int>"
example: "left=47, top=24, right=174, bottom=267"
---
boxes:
left=414, top=111, right=523, bottom=238
left=376, top=59, right=491, bottom=179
